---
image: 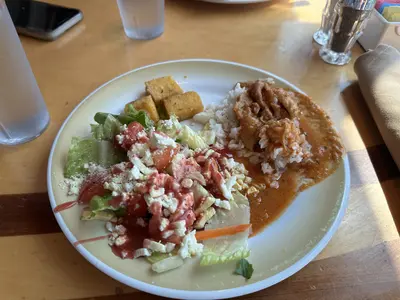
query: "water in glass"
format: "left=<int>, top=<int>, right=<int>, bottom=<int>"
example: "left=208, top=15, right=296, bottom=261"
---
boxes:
left=117, top=0, right=164, bottom=40
left=0, top=2, right=50, bottom=146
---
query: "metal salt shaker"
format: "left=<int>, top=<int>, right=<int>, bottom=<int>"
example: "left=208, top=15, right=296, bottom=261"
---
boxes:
left=319, top=0, right=377, bottom=66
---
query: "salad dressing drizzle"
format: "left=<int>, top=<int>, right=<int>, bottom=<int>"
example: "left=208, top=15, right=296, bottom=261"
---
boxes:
left=53, top=200, right=78, bottom=213
left=73, top=235, right=109, bottom=247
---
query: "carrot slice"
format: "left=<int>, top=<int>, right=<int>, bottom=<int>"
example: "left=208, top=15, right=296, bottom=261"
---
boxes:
left=195, top=224, right=252, bottom=241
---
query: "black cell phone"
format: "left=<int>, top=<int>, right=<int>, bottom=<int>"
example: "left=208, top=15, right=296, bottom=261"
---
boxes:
left=5, top=0, right=83, bottom=41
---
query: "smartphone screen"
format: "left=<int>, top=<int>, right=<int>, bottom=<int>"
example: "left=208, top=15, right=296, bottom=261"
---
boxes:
left=6, top=0, right=81, bottom=33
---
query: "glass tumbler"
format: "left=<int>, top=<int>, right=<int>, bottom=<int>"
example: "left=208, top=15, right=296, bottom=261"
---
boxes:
left=0, top=1, right=50, bottom=146
left=117, top=0, right=164, bottom=40
left=313, top=0, right=341, bottom=45
left=319, top=0, right=376, bottom=65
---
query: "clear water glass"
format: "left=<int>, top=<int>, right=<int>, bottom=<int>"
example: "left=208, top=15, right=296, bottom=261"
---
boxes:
left=0, top=1, right=50, bottom=146
left=319, top=0, right=375, bottom=66
left=117, top=0, right=164, bottom=40
left=313, top=0, right=340, bottom=46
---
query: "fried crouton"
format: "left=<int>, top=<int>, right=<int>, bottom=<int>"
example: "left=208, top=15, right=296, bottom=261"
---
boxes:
left=145, top=76, right=183, bottom=105
left=125, top=95, right=159, bottom=122
left=163, top=92, right=204, bottom=120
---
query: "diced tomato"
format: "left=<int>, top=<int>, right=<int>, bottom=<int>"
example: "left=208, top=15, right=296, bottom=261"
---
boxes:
left=126, top=194, right=147, bottom=217
left=111, top=162, right=133, bottom=175
left=78, top=174, right=108, bottom=204
left=152, top=147, right=179, bottom=171
left=172, top=157, right=201, bottom=182
left=163, top=234, right=182, bottom=244
left=170, top=209, right=196, bottom=228
left=177, top=192, right=194, bottom=211
left=148, top=215, right=162, bottom=238
left=109, top=196, right=123, bottom=208
left=119, top=122, right=148, bottom=150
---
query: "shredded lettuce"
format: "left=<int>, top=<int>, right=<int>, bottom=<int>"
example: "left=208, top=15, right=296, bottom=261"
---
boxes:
left=200, top=249, right=250, bottom=266
left=81, top=194, right=126, bottom=221
left=156, top=115, right=182, bottom=139
left=156, top=115, right=207, bottom=150
left=179, top=125, right=208, bottom=150
left=81, top=208, right=117, bottom=221
left=64, top=137, right=122, bottom=178
left=151, top=256, right=184, bottom=273
left=94, top=104, right=153, bottom=130
left=200, top=193, right=251, bottom=266
left=146, top=251, right=175, bottom=264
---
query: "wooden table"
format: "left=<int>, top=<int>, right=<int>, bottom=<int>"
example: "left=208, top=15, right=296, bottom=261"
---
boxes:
left=1, top=0, right=399, bottom=299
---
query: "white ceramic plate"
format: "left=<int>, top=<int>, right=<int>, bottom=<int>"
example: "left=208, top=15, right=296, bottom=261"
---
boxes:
left=47, top=59, right=350, bottom=300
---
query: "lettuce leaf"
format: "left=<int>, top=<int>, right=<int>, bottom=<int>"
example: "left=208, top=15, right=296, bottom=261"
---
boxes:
left=91, top=114, right=121, bottom=141
left=146, top=252, right=175, bottom=264
left=156, top=115, right=182, bottom=139
left=200, top=248, right=250, bottom=266
left=156, top=115, right=207, bottom=150
left=151, top=256, right=184, bottom=273
left=179, top=125, right=207, bottom=150
left=94, top=104, right=153, bottom=130
left=234, top=258, right=254, bottom=279
left=64, top=137, right=122, bottom=178
left=200, top=193, right=251, bottom=266
left=124, top=104, right=154, bottom=128
left=81, top=194, right=126, bottom=221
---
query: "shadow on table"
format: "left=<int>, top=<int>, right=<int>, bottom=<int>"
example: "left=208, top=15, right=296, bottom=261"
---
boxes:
left=342, top=82, right=400, bottom=233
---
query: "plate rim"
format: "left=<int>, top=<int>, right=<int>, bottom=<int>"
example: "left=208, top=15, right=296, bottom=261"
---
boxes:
left=47, top=58, right=350, bottom=300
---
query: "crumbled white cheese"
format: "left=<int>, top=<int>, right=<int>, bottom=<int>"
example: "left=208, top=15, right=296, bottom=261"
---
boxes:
left=159, top=218, right=170, bottom=231
left=116, top=134, right=125, bottom=145
left=172, top=220, right=186, bottom=229
left=214, top=198, right=231, bottom=210
left=181, top=178, right=193, bottom=189
left=178, top=230, right=204, bottom=259
left=130, top=157, right=155, bottom=175
left=134, top=248, right=152, bottom=258
left=115, top=235, right=128, bottom=246
left=162, top=230, right=174, bottom=239
left=181, top=147, right=194, bottom=158
left=63, top=176, right=84, bottom=196
left=220, top=175, right=236, bottom=200
left=150, top=132, right=177, bottom=149
left=165, top=242, right=175, bottom=253
left=144, top=239, right=167, bottom=253
left=128, top=143, right=154, bottom=167
left=150, top=187, right=165, bottom=198
left=124, top=182, right=134, bottom=192
left=175, top=228, right=186, bottom=237
left=144, top=193, right=178, bottom=213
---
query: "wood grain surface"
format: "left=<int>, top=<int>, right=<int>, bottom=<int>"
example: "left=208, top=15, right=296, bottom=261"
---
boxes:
left=0, top=0, right=399, bottom=299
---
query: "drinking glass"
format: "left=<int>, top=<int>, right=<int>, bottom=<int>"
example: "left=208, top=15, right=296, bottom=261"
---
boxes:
left=313, top=0, right=340, bottom=46
left=117, top=0, right=164, bottom=40
left=319, top=0, right=376, bottom=65
left=0, top=1, right=50, bottom=146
